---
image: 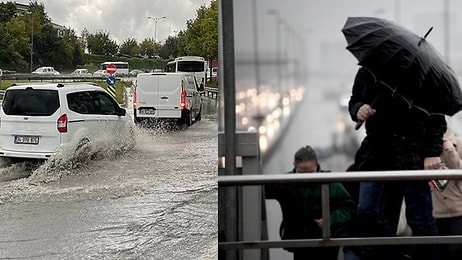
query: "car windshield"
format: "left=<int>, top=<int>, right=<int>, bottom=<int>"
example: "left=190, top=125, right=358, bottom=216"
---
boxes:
left=2, top=89, right=59, bottom=116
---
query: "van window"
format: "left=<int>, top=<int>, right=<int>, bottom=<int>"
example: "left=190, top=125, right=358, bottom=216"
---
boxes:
left=2, top=89, right=59, bottom=116
left=184, top=75, right=198, bottom=91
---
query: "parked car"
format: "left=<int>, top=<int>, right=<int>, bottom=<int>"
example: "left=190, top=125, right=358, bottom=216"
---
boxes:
left=93, top=70, right=111, bottom=77
left=0, top=82, right=135, bottom=160
left=71, top=68, right=92, bottom=77
left=211, top=67, right=218, bottom=78
left=129, top=69, right=144, bottom=77
left=32, top=66, right=60, bottom=75
left=133, top=72, right=203, bottom=127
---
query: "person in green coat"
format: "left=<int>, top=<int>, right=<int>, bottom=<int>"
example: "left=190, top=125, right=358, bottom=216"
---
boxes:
left=265, top=145, right=356, bottom=260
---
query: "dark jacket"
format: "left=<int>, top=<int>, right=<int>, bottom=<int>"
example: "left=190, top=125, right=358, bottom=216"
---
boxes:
left=265, top=165, right=356, bottom=247
left=348, top=67, right=446, bottom=171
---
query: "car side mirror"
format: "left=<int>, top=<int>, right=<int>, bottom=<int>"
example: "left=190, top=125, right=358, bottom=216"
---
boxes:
left=118, top=107, right=127, bottom=116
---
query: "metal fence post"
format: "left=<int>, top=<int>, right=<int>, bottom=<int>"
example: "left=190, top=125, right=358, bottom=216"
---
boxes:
left=219, top=132, right=266, bottom=260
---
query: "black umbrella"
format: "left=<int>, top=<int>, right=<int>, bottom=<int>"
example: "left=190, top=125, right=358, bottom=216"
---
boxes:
left=342, top=16, right=462, bottom=128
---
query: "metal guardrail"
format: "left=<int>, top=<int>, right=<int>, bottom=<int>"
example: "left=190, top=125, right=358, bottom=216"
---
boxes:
left=218, top=170, right=462, bottom=251
left=203, top=87, right=218, bottom=99
left=0, top=74, right=119, bottom=81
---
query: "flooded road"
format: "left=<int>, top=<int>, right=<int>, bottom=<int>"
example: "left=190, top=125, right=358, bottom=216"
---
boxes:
left=0, top=97, right=218, bottom=259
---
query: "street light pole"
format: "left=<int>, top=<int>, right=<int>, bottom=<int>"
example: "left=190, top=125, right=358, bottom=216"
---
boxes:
left=147, top=16, right=166, bottom=44
left=267, top=9, right=282, bottom=102
left=30, top=12, right=34, bottom=73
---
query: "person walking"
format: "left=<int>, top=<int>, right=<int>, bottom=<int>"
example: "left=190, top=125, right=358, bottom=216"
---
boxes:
left=348, top=67, right=445, bottom=260
left=265, top=145, right=356, bottom=260
left=431, top=116, right=462, bottom=260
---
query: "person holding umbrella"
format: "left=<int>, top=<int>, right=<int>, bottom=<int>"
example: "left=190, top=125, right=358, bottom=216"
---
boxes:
left=348, top=67, right=444, bottom=260
left=342, top=16, right=462, bottom=260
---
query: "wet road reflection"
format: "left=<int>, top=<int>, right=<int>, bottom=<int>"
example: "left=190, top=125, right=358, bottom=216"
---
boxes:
left=0, top=97, right=218, bottom=259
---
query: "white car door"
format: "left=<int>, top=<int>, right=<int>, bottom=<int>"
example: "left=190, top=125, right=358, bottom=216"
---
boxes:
left=93, top=91, right=129, bottom=134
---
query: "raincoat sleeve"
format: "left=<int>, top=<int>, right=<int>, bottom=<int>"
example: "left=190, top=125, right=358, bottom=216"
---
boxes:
left=423, top=115, right=446, bottom=157
left=348, top=68, right=368, bottom=122
left=328, top=183, right=356, bottom=235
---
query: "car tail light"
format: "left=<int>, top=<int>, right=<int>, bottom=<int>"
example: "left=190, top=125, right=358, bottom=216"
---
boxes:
left=181, top=81, right=187, bottom=109
left=133, top=90, right=138, bottom=107
left=57, top=114, right=68, bottom=133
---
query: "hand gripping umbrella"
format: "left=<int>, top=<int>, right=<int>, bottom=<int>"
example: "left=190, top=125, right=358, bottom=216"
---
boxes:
left=342, top=16, right=462, bottom=129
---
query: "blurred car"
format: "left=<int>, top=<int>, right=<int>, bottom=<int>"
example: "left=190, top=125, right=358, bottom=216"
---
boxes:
left=32, top=66, right=60, bottom=75
left=71, top=68, right=92, bottom=77
left=93, top=70, right=111, bottom=77
left=129, top=70, right=143, bottom=76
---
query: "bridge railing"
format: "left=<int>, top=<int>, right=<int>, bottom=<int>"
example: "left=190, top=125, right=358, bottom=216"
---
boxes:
left=218, top=170, right=462, bottom=253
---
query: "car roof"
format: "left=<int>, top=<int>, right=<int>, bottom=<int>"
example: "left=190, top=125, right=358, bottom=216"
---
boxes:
left=6, top=82, right=102, bottom=92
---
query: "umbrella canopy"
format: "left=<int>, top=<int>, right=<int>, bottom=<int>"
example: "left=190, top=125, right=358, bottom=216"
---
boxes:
left=342, top=16, right=462, bottom=117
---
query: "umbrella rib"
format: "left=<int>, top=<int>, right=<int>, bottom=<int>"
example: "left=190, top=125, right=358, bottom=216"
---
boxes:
left=363, top=67, right=431, bottom=117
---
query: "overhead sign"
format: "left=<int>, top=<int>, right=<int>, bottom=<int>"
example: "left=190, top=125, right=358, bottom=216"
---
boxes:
left=106, top=75, right=116, bottom=86
left=106, top=63, right=117, bottom=75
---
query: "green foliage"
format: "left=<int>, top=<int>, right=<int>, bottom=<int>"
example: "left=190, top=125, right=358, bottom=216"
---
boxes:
left=138, top=38, right=156, bottom=58
left=119, top=38, right=139, bottom=57
left=86, top=30, right=119, bottom=56
left=0, top=1, right=218, bottom=74
left=181, top=0, right=218, bottom=81
left=0, top=2, right=17, bottom=23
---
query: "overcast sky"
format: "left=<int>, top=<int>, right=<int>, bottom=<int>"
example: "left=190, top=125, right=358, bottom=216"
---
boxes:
left=233, top=0, right=462, bottom=77
left=16, top=0, right=212, bottom=44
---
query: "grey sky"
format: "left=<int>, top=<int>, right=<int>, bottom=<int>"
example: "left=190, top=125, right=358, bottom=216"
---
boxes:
left=234, top=0, right=462, bottom=77
left=17, top=0, right=212, bottom=44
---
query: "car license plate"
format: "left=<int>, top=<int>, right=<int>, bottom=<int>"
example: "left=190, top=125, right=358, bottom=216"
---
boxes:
left=14, top=135, right=39, bottom=145
left=139, top=108, right=156, bottom=115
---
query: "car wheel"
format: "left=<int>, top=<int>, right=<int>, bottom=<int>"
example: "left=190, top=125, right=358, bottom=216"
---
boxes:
left=186, top=111, right=192, bottom=126
left=73, top=138, right=93, bottom=166
left=180, top=111, right=192, bottom=129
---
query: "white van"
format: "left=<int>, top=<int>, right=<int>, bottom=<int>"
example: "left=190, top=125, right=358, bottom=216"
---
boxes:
left=133, top=72, right=203, bottom=127
left=0, top=82, right=135, bottom=160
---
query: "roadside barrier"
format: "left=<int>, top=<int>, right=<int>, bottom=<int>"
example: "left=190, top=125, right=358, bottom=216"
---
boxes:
left=203, top=87, right=218, bottom=99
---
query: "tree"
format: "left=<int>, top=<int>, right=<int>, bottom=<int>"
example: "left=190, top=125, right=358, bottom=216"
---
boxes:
left=138, top=38, right=156, bottom=58
left=181, top=0, right=218, bottom=79
left=86, top=30, right=119, bottom=56
left=0, top=15, right=29, bottom=70
left=159, top=34, right=181, bottom=59
left=61, top=28, right=84, bottom=67
left=119, top=38, right=138, bottom=57
left=0, top=2, right=16, bottom=23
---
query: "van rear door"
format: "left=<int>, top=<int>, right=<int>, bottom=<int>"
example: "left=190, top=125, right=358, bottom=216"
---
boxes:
left=136, top=73, right=182, bottom=118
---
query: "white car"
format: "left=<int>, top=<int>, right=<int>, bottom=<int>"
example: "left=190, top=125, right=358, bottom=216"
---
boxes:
left=0, top=82, right=135, bottom=160
left=32, top=66, right=60, bottom=75
left=71, top=68, right=92, bottom=77
left=93, top=70, right=111, bottom=77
